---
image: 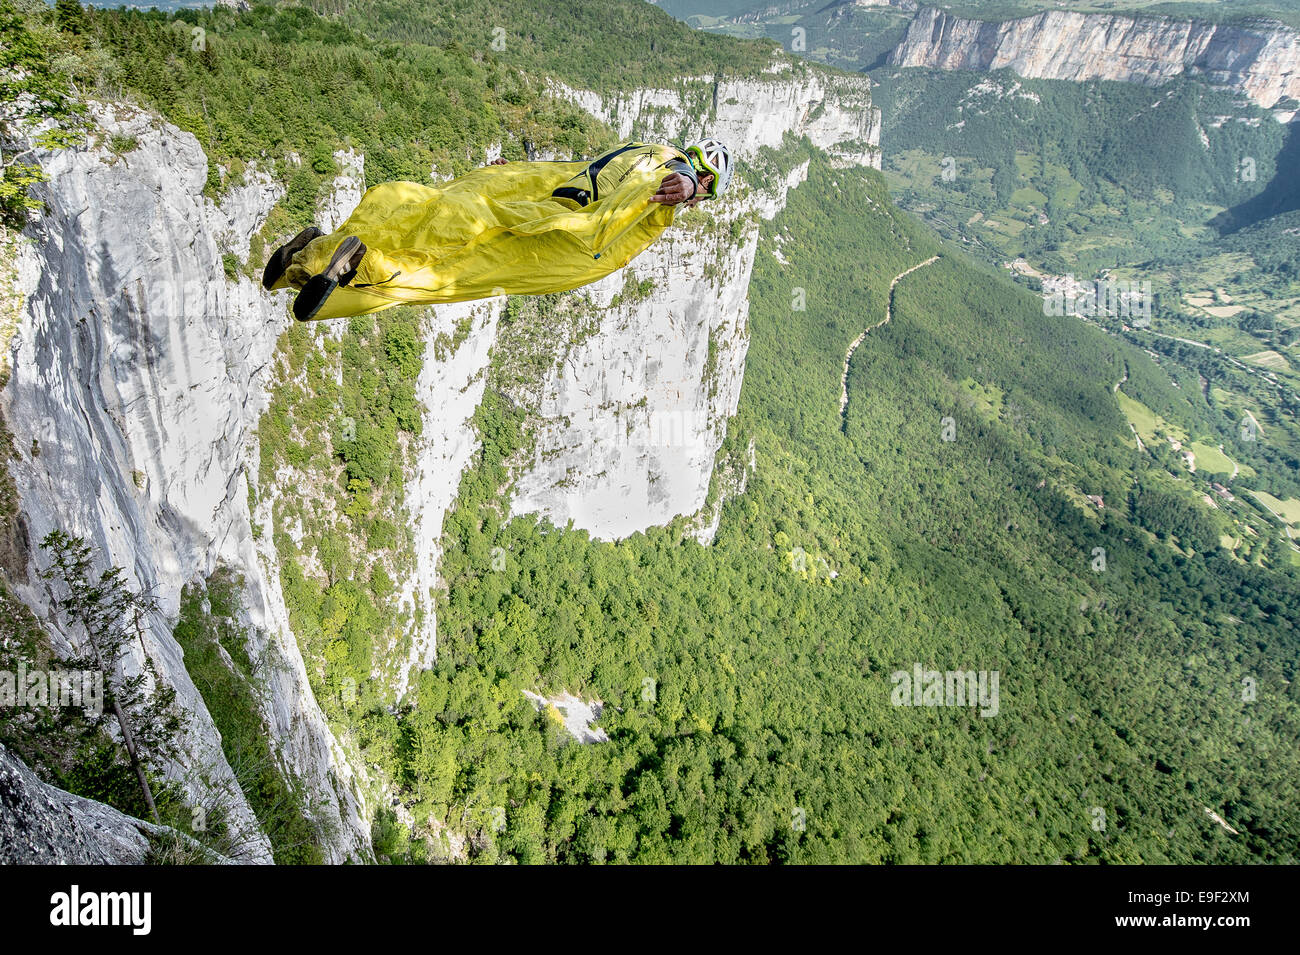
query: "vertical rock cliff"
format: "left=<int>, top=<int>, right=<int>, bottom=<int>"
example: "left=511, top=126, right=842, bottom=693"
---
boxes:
left=554, top=62, right=882, bottom=168
left=891, top=7, right=1300, bottom=119
left=508, top=66, right=878, bottom=541
left=2, top=104, right=369, bottom=863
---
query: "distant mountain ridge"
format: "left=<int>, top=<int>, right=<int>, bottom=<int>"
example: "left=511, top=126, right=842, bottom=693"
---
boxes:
left=891, top=6, right=1300, bottom=118
left=662, top=2, right=1300, bottom=117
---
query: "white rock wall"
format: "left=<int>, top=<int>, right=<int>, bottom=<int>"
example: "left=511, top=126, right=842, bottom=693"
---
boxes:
left=508, top=217, right=754, bottom=541
left=552, top=63, right=882, bottom=168
left=505, top=76, right=832, bottom=542
left=1, top=104, right=369, bottom=863
left=394, top=297, right=502, bottom=699
left=318, top=149, right=365, bottom=233
left=892, top=8, right=1300, bottom=119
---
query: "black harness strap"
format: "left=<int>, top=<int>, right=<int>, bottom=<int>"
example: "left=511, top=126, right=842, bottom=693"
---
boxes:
left=551, top=186, right=591, bottom=207
left=583, top=143, right=644, bottom=201
left=551, top=142, right=646, bottom=205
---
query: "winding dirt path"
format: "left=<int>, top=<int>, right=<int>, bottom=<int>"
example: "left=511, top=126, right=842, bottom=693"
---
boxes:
left=840, top=255, right=940, bottom=418
left=1114, top=366, right=1146, bottom=452
left=1223, top=445, right=1239, bottom=480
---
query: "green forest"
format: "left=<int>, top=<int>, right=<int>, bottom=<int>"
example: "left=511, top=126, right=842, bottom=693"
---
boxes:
left=385, top=149, right=1300, bottom=863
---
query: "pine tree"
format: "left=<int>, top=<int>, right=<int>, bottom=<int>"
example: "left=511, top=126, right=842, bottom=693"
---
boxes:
left=39, top=531, right=187, bottom=822
left=54, top=0, right=84, bottom=35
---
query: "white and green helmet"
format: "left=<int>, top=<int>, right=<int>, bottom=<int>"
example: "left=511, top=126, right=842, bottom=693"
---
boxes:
left=686, top=138, right=732, bottom=199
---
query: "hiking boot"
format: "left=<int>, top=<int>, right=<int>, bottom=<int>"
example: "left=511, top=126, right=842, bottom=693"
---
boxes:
left=293, top=236, right=367, bottom=322
left=261, top=226, right=324, bottom=290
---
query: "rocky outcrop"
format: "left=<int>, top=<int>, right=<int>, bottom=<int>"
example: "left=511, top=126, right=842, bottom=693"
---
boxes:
left=318, top=149, right=365, bottom=233
left=506, top=211, right=756, bottom=542
left=1, top=103, right=369, bottom=863
left=394, top=296, right=503, bottom=698
left=521, top=691, right=608, bottom=744
left=505, top=74, right=853, bottom=542
left=891, top=7, right=1300, bottom=119
left=208, top=163, right=283, bottom=260
left=0, top=743, right=228, bottom=864
left=552, top=62, right=881, bottom=169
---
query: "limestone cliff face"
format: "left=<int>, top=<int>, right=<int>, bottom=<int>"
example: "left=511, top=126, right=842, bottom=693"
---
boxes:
left=503, top=71, right=871, bottom=542
left=396, top=295, right=503, bottom=697
left=0, top=743, right=231, bottom=864
left=553, top=62, right=882, bottom=169
left=2, top=103, right=369, bottom=863
left=503, top=171, right=794, bottom=544
left=891, top=7, right=1300, bottom=119
left=505, top=215, right=756, bottom=542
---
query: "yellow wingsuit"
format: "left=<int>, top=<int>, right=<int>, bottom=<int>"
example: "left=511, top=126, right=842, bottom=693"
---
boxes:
left=270, top=142, right=693, bottom=321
